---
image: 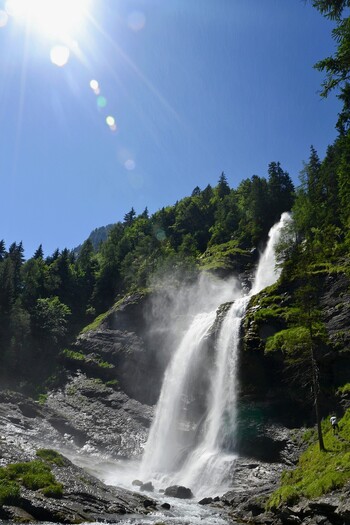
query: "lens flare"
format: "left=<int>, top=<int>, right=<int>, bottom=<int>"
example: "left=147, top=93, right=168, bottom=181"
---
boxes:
left=50, top=45, right=70, bottom=67
left=0, top=10, right=9, bottom=27
left=124, top=159, right=136, bottom=171
left=106, top=115, right=115, bottom=127
left=5, top=0, right=24, bottom=17
left=5, top=0, right=91, bottom=39
left=128, top=172, right=144, bottom=189
left=127, top=11, right=146, bottom=32
left=90, top=79, right=99, bottom=91
left=106, top=115, right=117, bottom=131
left=97, top=96, right=107, bottom=108
left=156, top=229, right=166, bottom=241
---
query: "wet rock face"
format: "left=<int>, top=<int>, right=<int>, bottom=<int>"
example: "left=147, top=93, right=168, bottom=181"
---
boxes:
left=45, top=374, right=154, bottom=458
left=319, top=271, right=350, bottom=389
left=239, top=270, right=350, bottom=419
left=0, top=447, right=155, bottom=523
left=0, top=375, right=153, bottom=461
left=0, top=387, right=159, bottom=523
left=74, top=292, right=168, bottom=406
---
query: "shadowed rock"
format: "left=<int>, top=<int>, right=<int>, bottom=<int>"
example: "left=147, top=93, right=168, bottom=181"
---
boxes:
left=164, top=485, right=193, bottom=499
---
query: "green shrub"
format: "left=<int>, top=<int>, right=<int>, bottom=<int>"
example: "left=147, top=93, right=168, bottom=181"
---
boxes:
left=267, top=485, right=299, bottom=509
left=37, top=393, right=48, bottom=405
left=62, top=349, right=86, bottom=361
left=4, top=461, right=47, bottom=480
left=0, top=480, right=21, bottom=505
left=337, top=383, right=350, bottom=395
left=41, top=483, right=63, bottom=498
left=80, top=311, right=109, bottom=334
left=0, top=459, right=63, bottom=502
left=106, top=379, right=119, bottom=387
left=36, top=449, right=65, bottom=466
left=265, top=327, right=310, bottom=354
left=19, top=462, right=55, bottom=490
left=97, top=359, right=114, bottom=369
left=22, top=471, right=55, bottom=490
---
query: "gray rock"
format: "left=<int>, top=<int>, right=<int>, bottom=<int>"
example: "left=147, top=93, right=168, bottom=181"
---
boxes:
left=0, top=442, right=156, bottom=523
left=143, top=498, right=156, bottom=508
left=132, top=479, right=143, bottom=486
left=164, top=485, right=193, bottom=499
left=140, top=481, right=154, bottom=492
left=198, top=497, right=213, bottom=505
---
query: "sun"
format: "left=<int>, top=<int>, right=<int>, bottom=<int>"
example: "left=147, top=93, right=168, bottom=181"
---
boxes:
left=5, top=0, right=91, bottom=40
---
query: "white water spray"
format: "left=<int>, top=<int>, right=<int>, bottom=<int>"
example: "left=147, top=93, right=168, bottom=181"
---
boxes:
left=140, top=212, right=291, bottom=495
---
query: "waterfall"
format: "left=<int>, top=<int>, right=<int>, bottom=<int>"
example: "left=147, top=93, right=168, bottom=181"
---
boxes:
left=141, top=310, right=218, bottom=476
left=140, top=212, right=291, bottom=495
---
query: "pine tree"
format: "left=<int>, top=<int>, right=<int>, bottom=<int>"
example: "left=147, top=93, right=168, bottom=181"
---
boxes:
left=33, top=244, right=44, bottom=260
left=123, top=207, right=136, bottom=226
left=267, top=162, right=295, bottom=223
left=216, top=172, right=230, bottom=199
left=8, top=242, right=24, bottom=299
left=0, top=240, right=5, bottom=262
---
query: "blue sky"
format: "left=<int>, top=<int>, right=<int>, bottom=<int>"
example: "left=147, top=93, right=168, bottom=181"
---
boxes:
left=0, top=0, right=341, bottom=257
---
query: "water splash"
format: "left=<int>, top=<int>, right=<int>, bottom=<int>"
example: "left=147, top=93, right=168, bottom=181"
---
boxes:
left=140, top=213, right=291, bottom=496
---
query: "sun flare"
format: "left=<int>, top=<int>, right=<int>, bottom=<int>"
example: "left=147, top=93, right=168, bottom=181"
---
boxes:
left=5, top=0, right=90, bottom=40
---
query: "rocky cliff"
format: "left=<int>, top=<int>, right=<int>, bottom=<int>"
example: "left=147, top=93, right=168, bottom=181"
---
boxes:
left=240, top=269, right=350, bottom=414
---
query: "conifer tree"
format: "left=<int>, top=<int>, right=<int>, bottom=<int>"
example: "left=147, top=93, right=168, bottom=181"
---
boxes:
left=267, top=162, right=295, bottom=223
left=123, top=207, right=136, bottom=226
left=216, top=172, right=230, bottom=198
left=0, top=240, right=5, bottom=261
left=33, top=244, right=44, bottom=260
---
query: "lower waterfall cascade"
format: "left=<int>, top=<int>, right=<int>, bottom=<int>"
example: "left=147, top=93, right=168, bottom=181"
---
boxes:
left=139, top=212, right=292, bottom=497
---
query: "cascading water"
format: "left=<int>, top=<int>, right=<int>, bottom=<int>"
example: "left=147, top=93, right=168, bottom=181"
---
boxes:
left=140, top=212, right=292, bottom=496
left=141, top=310, right=218, bottom=476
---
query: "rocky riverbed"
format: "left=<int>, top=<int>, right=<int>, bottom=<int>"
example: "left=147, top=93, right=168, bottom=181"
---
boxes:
left=1, top=376, right=350, bottom=524
left=0, top=378, right=306, bottom=524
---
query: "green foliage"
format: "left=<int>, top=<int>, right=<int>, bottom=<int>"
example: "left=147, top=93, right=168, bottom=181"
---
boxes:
left=80, top=311, right=109, bottom=333
left=62, top=349, right=86, bottom=361
left=32, top=296, right=71, bottom=344
left=302, top=428, right=317, bottom=443
left=98, top=360, right=114, bottom=369
left=0, top=480, right=21, bottom=506
left=36, top=449, right=66, bottom=466
left=267, top=409, right=350, bottom=509
left=337, top=383, right=350, bottom=395
left=106, top=379, right=119, bottom=387
left=6, top=461, right=55, bottom=488
left=62, top=348, right=114, bottom=369
left=312, top=2, right=350, bottom=132
left=41, top=483, right=63, bottom=498
left=37, top=393, right=48, bottom=405
left=22, top=470, right=55, bottom=490
left=199, top=240, right=248, bottom=272
left=265, top=327, right=311, bottom=355
left=0, top=459, right=63, bottom=502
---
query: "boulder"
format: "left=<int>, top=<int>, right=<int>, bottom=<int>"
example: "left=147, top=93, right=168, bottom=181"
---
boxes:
left=132, top=479, right=143, bottom=486
left=198, top=497, right=213, bottom=505
left=140, top=481, right=154, bottom=492
left=143, top=499, right=156, bottom=509
left=164, top=485, right=193, bottom=499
